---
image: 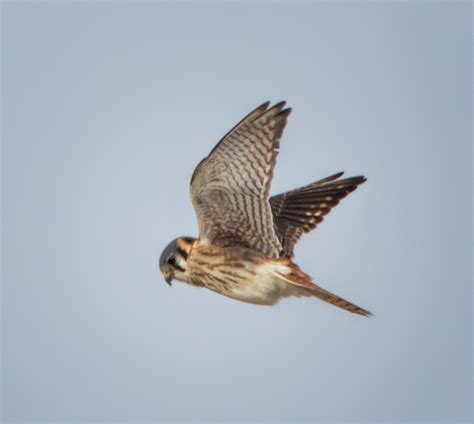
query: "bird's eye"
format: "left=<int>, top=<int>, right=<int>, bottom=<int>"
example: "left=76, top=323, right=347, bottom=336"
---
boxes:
left=167, top=257, right=176, bottom=266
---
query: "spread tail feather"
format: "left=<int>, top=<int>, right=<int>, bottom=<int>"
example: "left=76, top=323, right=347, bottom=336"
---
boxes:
left=273, top=263, right=372, bottom=317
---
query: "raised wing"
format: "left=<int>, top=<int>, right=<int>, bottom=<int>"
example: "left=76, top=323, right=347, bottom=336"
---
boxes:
left=270, top=172, right=367, bottom=258
left=190, top=101, right=291, bottom=258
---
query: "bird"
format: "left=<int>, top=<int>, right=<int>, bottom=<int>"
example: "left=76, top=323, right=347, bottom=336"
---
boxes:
left=159, top=101, right=371, bottom=316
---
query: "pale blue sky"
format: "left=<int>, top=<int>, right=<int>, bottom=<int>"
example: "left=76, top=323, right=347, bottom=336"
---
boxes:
left=2, top=1, right=472, bottom=423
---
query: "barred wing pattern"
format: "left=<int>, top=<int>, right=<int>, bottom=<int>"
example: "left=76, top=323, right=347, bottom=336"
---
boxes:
left=270, top=172, right=367, bottom=258
left=190, top=102, right=291, bottom=258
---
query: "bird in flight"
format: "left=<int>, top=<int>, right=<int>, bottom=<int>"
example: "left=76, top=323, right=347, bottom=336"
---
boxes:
left=160, top=101, right=371, bottom=316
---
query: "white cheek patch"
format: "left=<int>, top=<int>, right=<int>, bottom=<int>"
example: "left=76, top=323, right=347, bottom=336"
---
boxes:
left=176, top=255, right=187, bottom=270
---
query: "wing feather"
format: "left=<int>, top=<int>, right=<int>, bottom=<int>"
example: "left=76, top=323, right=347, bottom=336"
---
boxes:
left=190, top=102, right=291, bottom=257
left=270, top=173, right=366, bottom=258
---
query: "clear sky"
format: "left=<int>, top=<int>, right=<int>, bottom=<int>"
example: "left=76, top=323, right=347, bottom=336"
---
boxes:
left=2, top=1, right=472, bottom=423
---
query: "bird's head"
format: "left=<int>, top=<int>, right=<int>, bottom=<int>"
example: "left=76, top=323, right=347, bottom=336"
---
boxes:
left=159, top=237, right=196, bottom=286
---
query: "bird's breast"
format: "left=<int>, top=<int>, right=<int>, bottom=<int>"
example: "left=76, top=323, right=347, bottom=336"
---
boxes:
left=187, top=243, right=287, bottom=305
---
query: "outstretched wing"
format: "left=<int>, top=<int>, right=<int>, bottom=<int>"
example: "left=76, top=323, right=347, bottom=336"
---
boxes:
left=190, top=101, right=291, bottom=258
left=270, top=172, right=367, bottom=258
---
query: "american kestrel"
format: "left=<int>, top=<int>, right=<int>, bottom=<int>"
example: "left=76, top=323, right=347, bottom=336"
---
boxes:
left=160, top=101, right=371, bottom=316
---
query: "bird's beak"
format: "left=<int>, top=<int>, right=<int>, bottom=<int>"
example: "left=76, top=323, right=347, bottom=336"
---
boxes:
left=162, top=267, right=173, bottom=286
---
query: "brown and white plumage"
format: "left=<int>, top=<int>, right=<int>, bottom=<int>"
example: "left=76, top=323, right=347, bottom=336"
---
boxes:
left=159, top=101, right=371, bottom=316
left=270, top=172, right=367, bottom=259
left=190, top=101, right=288, bottom=257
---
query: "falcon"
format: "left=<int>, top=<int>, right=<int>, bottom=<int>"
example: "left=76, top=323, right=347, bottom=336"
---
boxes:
left=159, top=101, right=371, bottom=316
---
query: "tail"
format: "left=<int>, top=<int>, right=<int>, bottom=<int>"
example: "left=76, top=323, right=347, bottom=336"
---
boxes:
left=273, top=262, right=372, bottom=317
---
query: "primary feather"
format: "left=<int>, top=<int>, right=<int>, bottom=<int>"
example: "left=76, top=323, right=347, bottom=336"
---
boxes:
left=270, top=172, right=367, bottom=258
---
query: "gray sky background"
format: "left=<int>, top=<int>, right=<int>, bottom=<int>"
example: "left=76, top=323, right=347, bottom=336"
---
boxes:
left=1, top=2, right=472, bottom=423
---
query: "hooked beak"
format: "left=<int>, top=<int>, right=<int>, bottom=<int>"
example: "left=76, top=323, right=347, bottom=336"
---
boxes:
left=162, top=266, right=173, bottom=286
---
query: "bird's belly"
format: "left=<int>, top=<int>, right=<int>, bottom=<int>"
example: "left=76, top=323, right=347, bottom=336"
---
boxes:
left=206, top=263, right=288, bottom=305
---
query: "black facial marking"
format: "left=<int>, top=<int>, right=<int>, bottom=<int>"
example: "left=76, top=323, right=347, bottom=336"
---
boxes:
left=175, top=263, right=185, bottom=273
left=177, top=247, right=188, bottom=260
